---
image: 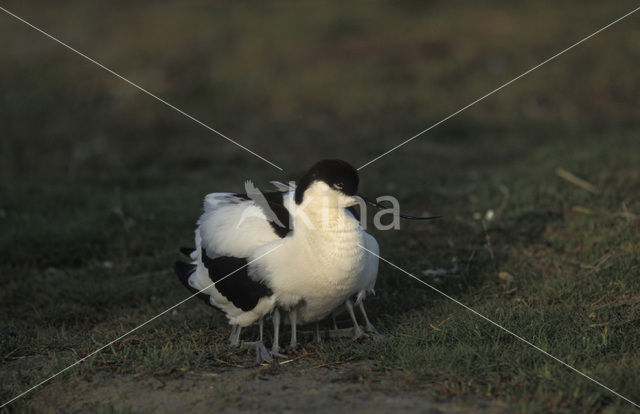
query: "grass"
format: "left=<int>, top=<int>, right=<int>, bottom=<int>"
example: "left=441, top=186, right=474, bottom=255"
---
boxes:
left=1, top=0, right=639, bottom=413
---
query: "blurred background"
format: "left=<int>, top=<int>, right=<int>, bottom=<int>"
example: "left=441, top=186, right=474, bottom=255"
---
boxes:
left=1, top=1, right=639, bottom=412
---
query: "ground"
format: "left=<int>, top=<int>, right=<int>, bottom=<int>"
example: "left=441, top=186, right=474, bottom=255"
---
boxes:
left=1, top=1, right=639, bottom=413
left=7, top=357, right=511, bottom=414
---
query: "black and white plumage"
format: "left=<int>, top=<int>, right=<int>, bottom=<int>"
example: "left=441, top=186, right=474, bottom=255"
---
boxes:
left=174, top=159, right=381, bottom=360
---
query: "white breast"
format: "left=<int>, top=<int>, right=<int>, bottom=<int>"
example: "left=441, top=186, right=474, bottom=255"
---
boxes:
left=252, top=206, right=367, bottom=324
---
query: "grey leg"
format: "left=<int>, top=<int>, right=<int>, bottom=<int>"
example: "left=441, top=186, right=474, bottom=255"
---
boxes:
left=345, top=299, right=366, bottom=340
left=242, top=319, right=272, bottom=364
left=242, top=339, right=273, bottom=365
left=254, top=341, right=273, bottom=364
left=271, top=308, right=286, bottom=358
left=241, top=317, right=278, bottom=364
left=357, top=300, right=386, bottom=340
left=230, top=325, right=242, bottom=347
left=229, top=325, right=237, bottom=346
left=259, top=318, right=264, bottom=343
left=289, top=308, right=298, bottom=349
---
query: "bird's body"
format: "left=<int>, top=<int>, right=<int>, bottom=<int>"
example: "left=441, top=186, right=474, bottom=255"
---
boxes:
left=174, top=160, right=382, bottom=359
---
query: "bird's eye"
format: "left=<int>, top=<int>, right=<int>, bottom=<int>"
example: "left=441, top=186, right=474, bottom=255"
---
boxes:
left=333, top=183, right=344, bottom=190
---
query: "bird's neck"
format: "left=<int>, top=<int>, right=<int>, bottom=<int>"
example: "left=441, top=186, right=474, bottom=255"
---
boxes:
left=293, top=200, right=359, bottom=234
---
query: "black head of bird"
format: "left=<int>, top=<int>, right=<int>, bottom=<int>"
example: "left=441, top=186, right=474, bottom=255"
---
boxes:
left=294, top=159, right=359, bottom=205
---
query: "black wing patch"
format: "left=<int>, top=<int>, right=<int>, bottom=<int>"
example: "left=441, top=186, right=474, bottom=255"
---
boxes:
left=174, top=261, right=220, bottom=311
left=236, top=191, right=292, bottom=238
left=201, top=248, right=273, bottom=312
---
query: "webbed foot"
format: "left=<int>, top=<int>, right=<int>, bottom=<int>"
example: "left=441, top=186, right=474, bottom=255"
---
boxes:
left=242, top=341, right=274, bottom=365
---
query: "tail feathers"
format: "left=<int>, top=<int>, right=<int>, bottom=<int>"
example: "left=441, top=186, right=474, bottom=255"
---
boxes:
left=173, top=261, right=217, bottom=309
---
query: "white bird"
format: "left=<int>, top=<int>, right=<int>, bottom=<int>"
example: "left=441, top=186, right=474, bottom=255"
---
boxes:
left=174, top=160, right=382, bottom=361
